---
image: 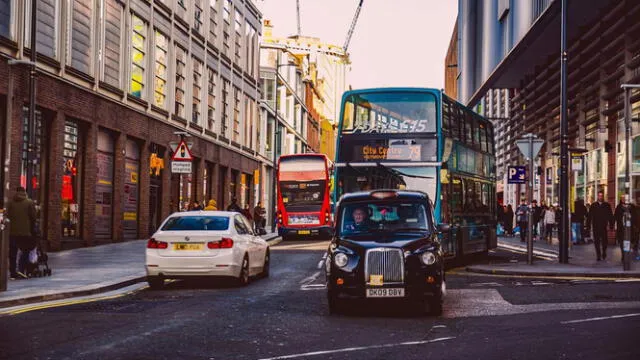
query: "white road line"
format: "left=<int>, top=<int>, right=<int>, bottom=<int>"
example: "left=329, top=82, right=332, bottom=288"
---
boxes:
left=561, top=313, right=640, bottom=324
left=257, top=337, right=456, bottom=360
left=431, top=325, right=448, bottom=329
left=322, top=252, right=328, bottom=260
left=317, top=260, right=324, bottom=269
left=615, top=279, right=640, bottom=282
left=299, top=271, right=321, bottom=285
left=470, top=282, right=504, bottom=287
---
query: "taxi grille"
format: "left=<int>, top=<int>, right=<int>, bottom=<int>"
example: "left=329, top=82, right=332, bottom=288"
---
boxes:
left=365, top=248, right=404, bottom=284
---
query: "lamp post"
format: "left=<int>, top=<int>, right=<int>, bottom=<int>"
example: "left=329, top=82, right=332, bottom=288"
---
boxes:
left=559, top=0, right=570, bottom=264
left=269, top=53, right=300, bottom=233
left=621, top=84, right=640, bottom=271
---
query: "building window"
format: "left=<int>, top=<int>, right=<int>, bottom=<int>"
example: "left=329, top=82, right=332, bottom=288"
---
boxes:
left=209, top=0, right=218, bottom=44
left=223, top=0, right=230, bottom=22
left=192, top=58, right=203, bottom=125
left=244, top=97, right=251, bottom=148
left=0, top=0, right=14, bottom=40
left=221, top=79, right=230, bottom=137
left=207, top=68, right=217, bottom=131
left=154, top=31, right=168, bottom=108
left=233, top=87, right=241, bottom=142
left=62, top=119, right=84, bottom=238
left=175, top=45, right=186, bottom=118
left=234, top=11, right=242, bottom=63
left=130, top=14, right=147, bottom=98
left=222, top=0, right=231, bottom=57
left=70, top=0, right=93, bottom=74
left=101, top=0, right=123, bottom=89
left=24, top=0, right=60, bottom=58
left=194, top=0, right=203, bottom=33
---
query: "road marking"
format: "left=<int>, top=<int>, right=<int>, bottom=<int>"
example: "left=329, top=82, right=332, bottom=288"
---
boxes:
left=497, top=242, right=558, bottom=260
left=0, top=282, right=149, bottom=316
left=299, top=271, right=321, bottom=285
left=561, top=313, right=640, bottom=324
left=470, top=282, right=504, bottom=287
left=317, top=260, right=325, bottom=269
left=257, top=337, right=456, bottom=360
left=300, top=284, right=326, bottom=291
left=448, top=268, right=638, bottom=282
left=615, top=279, right=640, bottom=282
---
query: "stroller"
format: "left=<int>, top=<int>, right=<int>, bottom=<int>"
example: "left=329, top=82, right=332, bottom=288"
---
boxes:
left=24, top=236, right=52, bottom=278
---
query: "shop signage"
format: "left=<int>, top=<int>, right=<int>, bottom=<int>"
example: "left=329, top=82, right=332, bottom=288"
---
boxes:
left=171, top=161, right=193, bottom=174
left=571, top=156, right=584, bottom=172
left=150, top=153, right=165, bottom=176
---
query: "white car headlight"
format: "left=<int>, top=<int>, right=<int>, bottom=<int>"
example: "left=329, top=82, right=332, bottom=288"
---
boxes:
left=421, top=251, right=436, bottom=265
left=334, top=253, right=349, bottom=268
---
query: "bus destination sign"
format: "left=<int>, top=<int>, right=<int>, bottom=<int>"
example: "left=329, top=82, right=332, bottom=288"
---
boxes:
left=360, top=144, right=422, bottom=161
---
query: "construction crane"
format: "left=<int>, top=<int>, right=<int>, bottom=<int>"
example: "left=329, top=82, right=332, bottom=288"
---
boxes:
left=296, top=0, right=302, bottom=36
left=343, top=0, right=364, bottom=53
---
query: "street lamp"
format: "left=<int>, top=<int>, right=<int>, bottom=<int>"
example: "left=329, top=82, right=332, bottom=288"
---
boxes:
left=269, top=54, right=300, bottom=233
left=559, top=0, right=570, bottom=264
left=621, top=83, right=640, bottom=270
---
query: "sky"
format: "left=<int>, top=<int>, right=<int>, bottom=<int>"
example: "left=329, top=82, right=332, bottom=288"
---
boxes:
left=255, top=0, right=459, bottom=90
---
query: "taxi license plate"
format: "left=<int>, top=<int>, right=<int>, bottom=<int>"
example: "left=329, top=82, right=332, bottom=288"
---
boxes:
left=298, top=230, right=311, bottom=235
left=173, top=243, right=204, bottom=251
left=366, top=288, right=405, bottom=298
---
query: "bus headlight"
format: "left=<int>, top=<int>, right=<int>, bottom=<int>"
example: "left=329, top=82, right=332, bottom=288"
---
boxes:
left=421, top=252, right=437, bottom=265
left=334, top=253, right=349, bottom=268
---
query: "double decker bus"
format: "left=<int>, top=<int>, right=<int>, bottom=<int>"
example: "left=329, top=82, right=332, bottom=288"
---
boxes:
left=276, top=153, right=334, bottom=240
left=334, top=88, right=497, bottom=262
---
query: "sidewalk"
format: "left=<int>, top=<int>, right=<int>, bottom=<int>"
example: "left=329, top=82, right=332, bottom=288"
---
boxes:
left=0, top=232, right=281, bottom=308
left=467, top=234, right=640, bottom=278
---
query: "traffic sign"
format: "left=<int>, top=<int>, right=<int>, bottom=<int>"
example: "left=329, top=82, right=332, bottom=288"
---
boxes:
left=172, top=140, right=193, bottom=161
left=171, top=161, right=193, bottom=173
left=516, top=134, right=544, bottom=159
left=507, top=166, right=526, bottom=184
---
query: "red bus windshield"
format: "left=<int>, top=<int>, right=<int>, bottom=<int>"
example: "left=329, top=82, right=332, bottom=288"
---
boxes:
left=278, top=156, right=328, bottom=213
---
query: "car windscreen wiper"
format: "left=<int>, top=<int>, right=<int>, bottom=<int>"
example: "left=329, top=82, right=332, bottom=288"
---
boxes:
left=393, top=227, right=430, bottom=232
left=375, top=163, right=434, bottom=179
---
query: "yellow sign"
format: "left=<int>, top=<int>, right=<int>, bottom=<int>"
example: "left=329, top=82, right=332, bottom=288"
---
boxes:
left=254, top=169, right=260, bottom=185
left=369, top=274, right=384, bottom=286
left=123, top=212, right=137, bottom=221
left=131, top=172, right=138, bottom=184
left=150, top=153, right=165, bottom=176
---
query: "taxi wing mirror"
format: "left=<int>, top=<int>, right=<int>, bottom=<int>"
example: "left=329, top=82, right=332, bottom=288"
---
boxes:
left=437, top=223, right=450, bottom=233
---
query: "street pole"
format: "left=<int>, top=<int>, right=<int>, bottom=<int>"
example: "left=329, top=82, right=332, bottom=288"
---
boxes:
left=528, top=134, right=534, bottom=265
left=270, top=52, right=280, bottom=233
left=621, top=84, right=640, bottom=270
left=26, top=0, right=38, bottom=200
left=559, top=0, right=570, bottom=264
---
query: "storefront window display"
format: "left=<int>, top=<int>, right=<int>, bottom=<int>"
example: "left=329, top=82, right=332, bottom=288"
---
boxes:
left=62, top=120, right=83, bottom=238
left=123, top=139, right=140, bottom=239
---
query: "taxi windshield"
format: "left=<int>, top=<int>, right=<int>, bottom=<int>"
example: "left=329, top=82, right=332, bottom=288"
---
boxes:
left=339, top=201, right=430, bottom=235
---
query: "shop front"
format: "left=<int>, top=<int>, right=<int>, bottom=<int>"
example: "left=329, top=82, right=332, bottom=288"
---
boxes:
left=123, top=139, right=141, bottom=240
left=61, top=119, right=85, bottom=242
left=96, top=129, right=115, bottom=241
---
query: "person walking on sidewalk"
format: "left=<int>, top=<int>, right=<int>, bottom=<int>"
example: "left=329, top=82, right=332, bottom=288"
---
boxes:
left=516, top=199, right=529, bottom=243
left=532, top=200, right=542, bottom=241
left=587, top=191, right=614, bottom=261
left=204, top=199, right=218, bottom=210
left=543, top=205, right=556, bottom=244
left=572, top=198, right=587, bottom=245
left=6, top=187, right=37, bottom=279
left=505, top=204, right=514, bottom=236
left=253, top=202, right=266, bottom=234
left=614, top=195, right=635, bottom=262
left=226, top=197, right=242, bottom=212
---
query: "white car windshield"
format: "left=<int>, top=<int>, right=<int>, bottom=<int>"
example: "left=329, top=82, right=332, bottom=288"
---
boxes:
left=161, top=216, right=230, bottom=231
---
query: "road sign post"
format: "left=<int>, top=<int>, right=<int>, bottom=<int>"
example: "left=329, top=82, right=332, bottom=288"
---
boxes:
left=171, top=133, right=193, bottom=211
left=516, top=134, right=544, bottom=265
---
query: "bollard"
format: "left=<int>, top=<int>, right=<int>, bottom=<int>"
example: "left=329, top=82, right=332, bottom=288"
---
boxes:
left=0, top=211, right=9, bottom=291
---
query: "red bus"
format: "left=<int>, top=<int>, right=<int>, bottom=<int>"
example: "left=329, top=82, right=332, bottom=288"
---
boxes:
left=276, top=153, right=334, bottom=240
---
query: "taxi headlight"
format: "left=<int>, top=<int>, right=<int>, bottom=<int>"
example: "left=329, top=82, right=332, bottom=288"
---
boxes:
left=334, top=253, right=349, bottom=268
left=421, top=251, right=437, bottom=265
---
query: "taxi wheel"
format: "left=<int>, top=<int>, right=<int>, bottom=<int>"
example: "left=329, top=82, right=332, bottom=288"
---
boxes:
left=236, top=255, right=250, bottom=286
left=147, top=276, right=164, bottom=290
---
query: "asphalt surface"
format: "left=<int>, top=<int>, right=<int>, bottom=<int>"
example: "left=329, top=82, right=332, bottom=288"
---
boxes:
left=1, top=241, right=639, bottom=360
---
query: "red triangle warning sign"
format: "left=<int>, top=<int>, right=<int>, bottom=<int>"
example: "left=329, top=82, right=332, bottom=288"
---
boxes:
left=172, top=140, right=193, bottom=161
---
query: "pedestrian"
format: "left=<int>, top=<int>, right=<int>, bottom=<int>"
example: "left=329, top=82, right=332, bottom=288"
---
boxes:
left=532, top=200, right=542, bottom=240
left=505, top=204, right=514, bottom=236
left=226, top=197, right=242, bottom=212
left=539, top=200, right=548, bottom=241
left=516, top=198, right=529, bottom=243
left=543, top=205, right=556, bottom=244
left=587, top=191, right=614, bottom=261
left=614, top=195, right=631, bottom=261
left=253, top=202, right=266, bottom=234
left=242, top=204, right=253, bottom=228
left=204, top=199, right=218, bottom=210
left=6, top=187, right=37, bottom=279
left=191, top=200, right=202, bottom=211
left=572, top=198, right=587, bottom=245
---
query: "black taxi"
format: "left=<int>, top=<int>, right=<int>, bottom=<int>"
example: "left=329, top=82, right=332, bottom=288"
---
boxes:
left=325, top=190, right=447, bottom=315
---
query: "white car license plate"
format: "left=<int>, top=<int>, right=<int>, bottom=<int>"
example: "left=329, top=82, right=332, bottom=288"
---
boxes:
left=366, top=288, right=405, bottom=298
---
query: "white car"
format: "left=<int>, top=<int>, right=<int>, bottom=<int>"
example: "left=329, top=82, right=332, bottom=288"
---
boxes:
left=145, top=211, right=270, bottom=289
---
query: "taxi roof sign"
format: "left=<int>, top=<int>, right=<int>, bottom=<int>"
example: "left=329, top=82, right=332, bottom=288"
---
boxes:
left=172, top=140, right=193, bottom=161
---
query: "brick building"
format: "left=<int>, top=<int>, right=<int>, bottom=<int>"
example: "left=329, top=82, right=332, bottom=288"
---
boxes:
left=0, top=0, right=264, bottom=250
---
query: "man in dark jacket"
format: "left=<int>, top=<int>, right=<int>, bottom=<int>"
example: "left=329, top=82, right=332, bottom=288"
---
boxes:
left=226, top=197, right=242, bottom=212
left=614, top=195, right=637, bottom=260
left=572, top=198, right=587, bottom=245
left=516, top=199, right=529, bottom=243
left=6, top=187, right=37, bottom=279
left=587, top=191, right=614, bottom=261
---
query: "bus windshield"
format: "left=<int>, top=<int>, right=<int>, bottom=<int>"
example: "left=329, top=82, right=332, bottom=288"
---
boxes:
left=278, top=156, right=328, bottom=212
left=342, top=91, right=437, bottom=134
left=336, top=165, right=437, bottom=201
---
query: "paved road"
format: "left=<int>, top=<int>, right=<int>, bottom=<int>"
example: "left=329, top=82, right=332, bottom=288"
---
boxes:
left=1, top=241, right=639, bottom=360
